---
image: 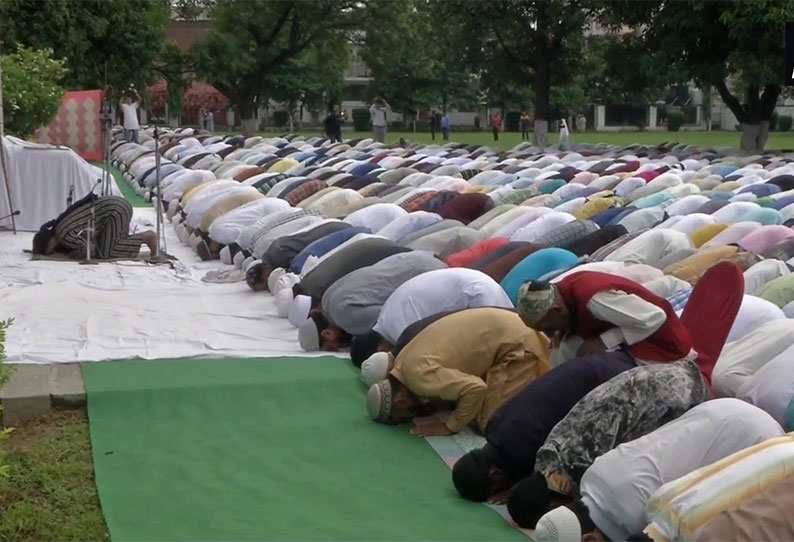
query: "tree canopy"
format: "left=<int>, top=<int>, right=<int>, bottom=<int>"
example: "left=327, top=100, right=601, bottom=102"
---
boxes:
left=0, top=0, right=167, bottom=92
left=194, top=0, right=364, bottom=135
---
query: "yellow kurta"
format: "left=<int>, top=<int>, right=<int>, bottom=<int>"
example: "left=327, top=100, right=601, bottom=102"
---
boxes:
left=663, top=245, right=739, bottom=284
left=390, top=307, right=550, bottom=433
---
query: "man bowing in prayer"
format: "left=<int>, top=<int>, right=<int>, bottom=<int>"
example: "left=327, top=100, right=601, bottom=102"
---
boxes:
left=365, top=307, right=550, bottom=436
left=517, top=271, right=695, bottom=366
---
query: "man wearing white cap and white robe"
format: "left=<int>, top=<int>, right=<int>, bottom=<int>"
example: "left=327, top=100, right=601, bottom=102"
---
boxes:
left=343, top=202, right=407, bottom=232
left=531, top=399, right=782, bottom=542
left=604, top=229, right=693, bottom=269
left=350, top=267, right=513, bottom=367
left=209, top=198, right=291, bottom=263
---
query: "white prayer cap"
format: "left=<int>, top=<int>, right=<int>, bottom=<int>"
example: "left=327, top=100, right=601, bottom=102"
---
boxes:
left=366, top=380, right=392, bottom=423
left=244, top=258, right=261, bottom=273
left=176, top=223, right=190, bottom=245
left=188, top=233, right=202, bottom=250
left=298, top=318, right=320, bottom=351
left=242, top=256, right=255, bottom=269
left=267, top=267, right=287, bottom=292
left=361, top=352, right=391, bottom=387
left=219, top=246, right=232, bottom=265
left=533, top=506, right=582, bottom=542
left=166, top=204, right=179, bottom=221
left=233, top=250, right=246, bottom=268
left=275, top=288, right=294, bottom=317
left=273, top=272, right=300, bottom=295
left=288, top=295, right=312, bottom=328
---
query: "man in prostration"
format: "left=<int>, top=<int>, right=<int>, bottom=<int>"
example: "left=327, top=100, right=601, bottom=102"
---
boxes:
left=296, top=250, right=447, bottom=352
left=505, top=357, right=710, bottom=529
left=517, top=272, right=696, bottom=365
left=350, top=267, right=513, bottom=366
left=451, top=351, right=637, bottom=504
left=32, top=195, right=156, bottom=259
left=531, top=399, right=782, bottom=542
left=365, top=307, right=550, bottom=436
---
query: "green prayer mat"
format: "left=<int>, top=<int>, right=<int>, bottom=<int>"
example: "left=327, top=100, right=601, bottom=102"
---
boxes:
left=84, top=357, right=524, bottom=542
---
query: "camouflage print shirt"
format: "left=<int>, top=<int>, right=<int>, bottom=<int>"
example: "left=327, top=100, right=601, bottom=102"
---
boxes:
left=535, top=359, right=708, bottom=495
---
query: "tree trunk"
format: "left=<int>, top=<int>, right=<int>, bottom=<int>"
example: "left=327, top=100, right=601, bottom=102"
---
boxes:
left=533, top=57, right=551, bottom=148
left=239, top=100, right=256, bottom=137
left=740, top=122, right=770, bottom=153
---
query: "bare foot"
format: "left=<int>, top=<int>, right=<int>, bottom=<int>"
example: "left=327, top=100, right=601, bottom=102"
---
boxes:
left=141, top=231, right=157, bottom=255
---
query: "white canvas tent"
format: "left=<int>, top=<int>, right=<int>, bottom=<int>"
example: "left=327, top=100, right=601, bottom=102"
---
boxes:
left=0, top=135, right=121, bottom=231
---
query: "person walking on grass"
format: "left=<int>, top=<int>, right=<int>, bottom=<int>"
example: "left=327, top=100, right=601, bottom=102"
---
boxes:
left=521, top=112, right=531, bottom=141
left=430, top=110, right=438, bottom=141
left=370, top=97, right=389, bottom=143
left=492, top=111, right=502, bottom=141
left=441, top=112, right=451, bottom=141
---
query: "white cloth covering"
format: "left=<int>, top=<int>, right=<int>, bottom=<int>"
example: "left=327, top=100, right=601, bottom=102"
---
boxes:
left=743, top=259, right=792, bottom=296
left=0, top=207, right=336, bottom=363
left=605, top=229, right=694, bottom=268
left=725, top=294, right=786, bottom=343
left=580, top=399, right=783, bottom=542
left=0, top=136, right=121, bottom=232
left=207, top=198, right=291, bottom=245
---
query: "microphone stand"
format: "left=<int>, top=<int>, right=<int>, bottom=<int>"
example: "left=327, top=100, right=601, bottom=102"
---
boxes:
left=79, top=179, right=102, bottom=266
left=148, top=120, right=170, bottom=263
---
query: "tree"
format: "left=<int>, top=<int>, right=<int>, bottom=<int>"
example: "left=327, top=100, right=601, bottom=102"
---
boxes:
left=440, top=0, right=593, bottom=147
left=0, top=0, right=167, bottom=92
left=602, top=0, right=794, bottom=152
left=1, top=47, right=66, bottom=137
left=152, top=41, right=193, bottom=122
left=359, top=0, right=476, bottom=129
left=194, top=0, right=365, bottom=136
left=270, top=39, right=347, bottom=131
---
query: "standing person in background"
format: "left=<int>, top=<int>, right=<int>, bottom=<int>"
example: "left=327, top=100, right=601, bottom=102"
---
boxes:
left=199, top=107, right=206, bottom=130
left=206, top=110, right=215, bottom=133
left=521, top=112, right=531, bottom=141
left=430, top=110, right=438, bottom=141
left=441, top=112, right=451, bottom=141
left=559, top=118, right=570, bottom=145
left=492, top=111, right=502, bottom=141
left=370, top=97, right=389, bottom=143
left=120, top=87, right=141, bottom=143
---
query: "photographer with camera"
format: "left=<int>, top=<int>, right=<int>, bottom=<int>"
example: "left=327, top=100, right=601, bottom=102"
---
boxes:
left=120, top=86, right=141, bottom=143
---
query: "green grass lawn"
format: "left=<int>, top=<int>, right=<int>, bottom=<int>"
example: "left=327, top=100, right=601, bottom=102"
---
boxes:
left=0, top=410, right=108, bottom=541
left=218, top=128, right=794, bottom=151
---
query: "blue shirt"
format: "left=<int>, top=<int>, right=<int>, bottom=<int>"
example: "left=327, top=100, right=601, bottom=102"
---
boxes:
left=288, top=226, right=371, bottom=273
left=441, top=115, right=450, bottom=129
left=500, top=247, right=579, bottom=304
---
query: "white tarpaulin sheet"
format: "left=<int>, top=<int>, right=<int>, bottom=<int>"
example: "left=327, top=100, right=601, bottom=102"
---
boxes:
left=0, top=208, right=327, bottom=364
left=0, top=135, right=121, bottom=232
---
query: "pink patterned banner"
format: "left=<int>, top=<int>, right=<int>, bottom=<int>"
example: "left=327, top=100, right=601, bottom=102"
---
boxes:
left=36, top=89, right=102, bottom=160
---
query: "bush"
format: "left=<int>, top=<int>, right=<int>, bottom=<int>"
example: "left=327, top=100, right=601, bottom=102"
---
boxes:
left=2, top=47, right=66, bottom=137
left=505, top=111, right=521, bottom=132
left=667, top=110, right=686, bottom=132
left=0, top=319, right=14, bottom=486
left=352, top=108, right=370, bottom=131
left=779, top=115, right=793, bottom=132
left=272, top=110, right=290, bottom=127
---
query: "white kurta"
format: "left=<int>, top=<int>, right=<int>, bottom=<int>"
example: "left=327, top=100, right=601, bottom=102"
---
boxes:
left=712, top=319, right=794, bottom=397
left=738, top=343, right=794, bottom=429
left=581, top=398, right=783, bottom=542
left=207, top=198, right=291, bottom=245
left=372, top=268, right=513, bottom=344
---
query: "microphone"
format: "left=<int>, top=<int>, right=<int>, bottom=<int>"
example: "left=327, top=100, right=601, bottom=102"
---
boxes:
left=0, top=210, right=21, bottom=222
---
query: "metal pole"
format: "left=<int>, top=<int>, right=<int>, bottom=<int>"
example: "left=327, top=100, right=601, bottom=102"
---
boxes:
left=0, top=38, right=18, bottom=234
left=153, top=123, right=162, bottom=257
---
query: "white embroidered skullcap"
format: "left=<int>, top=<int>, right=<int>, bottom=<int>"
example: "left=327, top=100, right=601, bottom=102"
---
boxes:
left=219, top=246, right=232, bottom=265
left=267, top=267, right=287, bottom=292
left=533, top=506, right=582, bottom=542
left=275, top=288, right=294, bottom=317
